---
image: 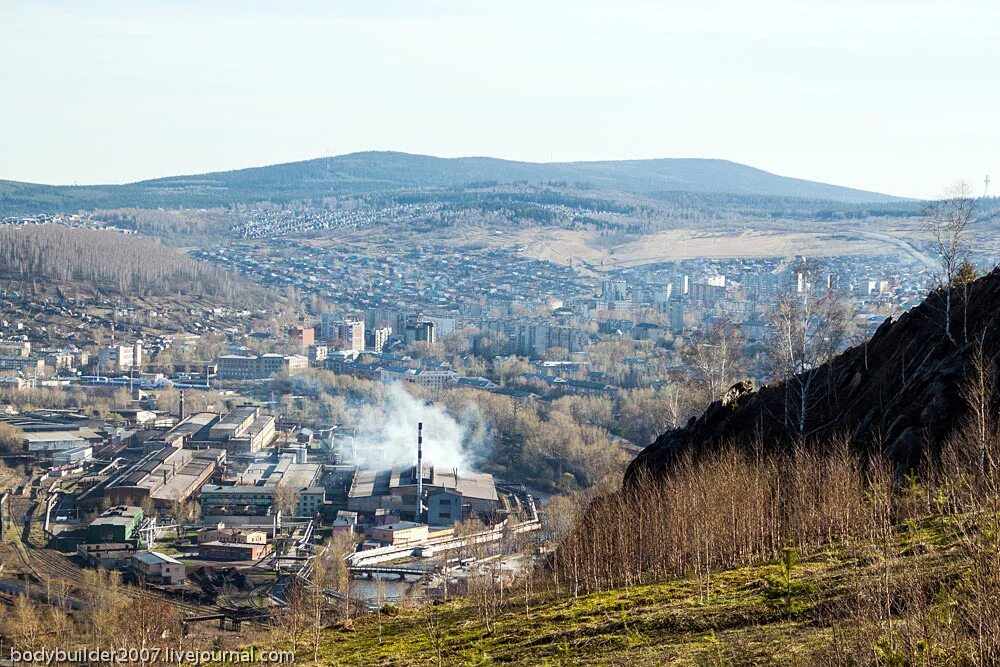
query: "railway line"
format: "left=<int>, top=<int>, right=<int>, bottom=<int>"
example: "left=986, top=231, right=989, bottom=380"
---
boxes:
left=6, top=493, right=215, bottom=617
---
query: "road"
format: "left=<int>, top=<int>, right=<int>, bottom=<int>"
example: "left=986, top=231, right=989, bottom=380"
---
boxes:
left=846, top=229, right=936, bottom=270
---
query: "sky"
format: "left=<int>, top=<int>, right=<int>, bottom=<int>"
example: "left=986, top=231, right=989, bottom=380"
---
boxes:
left=1, top=0, right=997, bottom=199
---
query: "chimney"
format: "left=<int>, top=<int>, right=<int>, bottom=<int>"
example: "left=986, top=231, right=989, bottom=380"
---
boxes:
left=179, top=390, right=185, bottom=421
left=416, top=422, right=423, bottom=522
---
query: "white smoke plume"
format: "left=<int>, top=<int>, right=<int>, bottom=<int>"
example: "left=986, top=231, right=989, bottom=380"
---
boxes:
left=352, top=384, right=486, bottom=471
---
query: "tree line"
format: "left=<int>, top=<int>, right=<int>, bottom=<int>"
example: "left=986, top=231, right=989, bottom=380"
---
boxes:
left=547, top=344, right=1000, bottom=663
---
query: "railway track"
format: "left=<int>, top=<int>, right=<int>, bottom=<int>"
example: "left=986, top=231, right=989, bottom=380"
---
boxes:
left=12, top=498, right=215, bottom=617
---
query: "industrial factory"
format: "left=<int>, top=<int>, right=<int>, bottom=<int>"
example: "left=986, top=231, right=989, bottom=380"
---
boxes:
left=13, top=394, right=535, bottom=619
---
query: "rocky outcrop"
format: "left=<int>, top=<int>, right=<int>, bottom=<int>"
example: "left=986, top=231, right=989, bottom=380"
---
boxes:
left=627, top=267, right=1000, bottom=484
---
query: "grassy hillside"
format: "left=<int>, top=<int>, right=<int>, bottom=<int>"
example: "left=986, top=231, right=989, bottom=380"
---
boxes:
left=311, top=515, right=969, bottom=666
left=0, top=152, right=907, bottom=214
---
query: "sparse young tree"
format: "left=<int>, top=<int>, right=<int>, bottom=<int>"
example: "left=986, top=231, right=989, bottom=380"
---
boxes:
left=767, top=277, right=853, bottom=440
left=112, top=593, right=184, bottom=654
left=4, top=594, right=44, bottom=649
left=280, top=579, right=312, bottom=653
left=684, top=318, right=745, bottom=407
left=923, top=182, right=978, bottom=343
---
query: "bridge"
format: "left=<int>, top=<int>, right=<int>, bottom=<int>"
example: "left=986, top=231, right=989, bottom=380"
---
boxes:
left=349, top=565, right=433, bottom=579
left=182, top=606, right=270, bottom=632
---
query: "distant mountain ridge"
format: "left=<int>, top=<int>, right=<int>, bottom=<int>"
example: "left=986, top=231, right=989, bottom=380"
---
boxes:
left=0, top=151, right=905, bottom=214
left=136, top=152, right=904, bottom=202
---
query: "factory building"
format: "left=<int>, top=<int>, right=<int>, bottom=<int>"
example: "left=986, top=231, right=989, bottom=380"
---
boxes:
left=128, top=551, right=185, bottom=585
left=77, top=542, right=137, bottom=569
left=216, top=354, right=308, bottom=380
left=195, top=521, right=272, bottom=561
left=206, top=406, right=276, bottom=454
left=367, top=521, right=428, bottom=546
left=347, top=463, right=499, bottom=525
left=199, top=540, right=272, bottom=561
left=87, top=505, right=145, bottom=544
left=103, top=444, right=224, bottom=510
left=149, top=407, right=276, bottom=456
left=196, top=525, right=267, bottom=545
left=200, top=452, right=325, bottom=522
left=0, top=413, right=101, bottom=464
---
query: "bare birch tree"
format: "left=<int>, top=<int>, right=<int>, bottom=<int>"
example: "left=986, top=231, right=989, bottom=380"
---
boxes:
left=767, top=277, right=853, bottom=440
left=684, top=318, right=745, bottom=407
left=923, top=181, right=978, bottom=343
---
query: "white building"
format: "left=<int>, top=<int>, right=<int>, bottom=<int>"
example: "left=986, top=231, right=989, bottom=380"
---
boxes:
left=98, top=343, right=142, bottom=371
left=335, top=319, right=365, bottom=352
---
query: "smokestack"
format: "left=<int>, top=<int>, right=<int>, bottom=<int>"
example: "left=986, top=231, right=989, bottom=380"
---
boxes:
left=416, top=422, right=423, bottom=522
left=179, top=390, right=185, bottom=421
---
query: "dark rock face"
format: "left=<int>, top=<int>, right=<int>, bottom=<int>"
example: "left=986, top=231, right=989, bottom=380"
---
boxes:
left=626, top=267, right=1000, bottom=484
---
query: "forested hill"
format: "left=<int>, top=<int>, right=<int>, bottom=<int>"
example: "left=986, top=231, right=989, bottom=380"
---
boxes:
left=0, top=152, right=904, bottom=214
left=0, top=224, right=268, bottom=304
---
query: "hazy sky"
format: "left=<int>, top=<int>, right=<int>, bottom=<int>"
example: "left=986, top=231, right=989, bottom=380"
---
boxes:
left=2, top=0, right=997, bottom=198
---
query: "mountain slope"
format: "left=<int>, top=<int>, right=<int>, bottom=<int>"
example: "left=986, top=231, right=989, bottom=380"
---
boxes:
left=628, top=267, right=1000, bottom=482
left=1, top=152, right=904, bottom=214
left=138, top=152, right=902, bottom=202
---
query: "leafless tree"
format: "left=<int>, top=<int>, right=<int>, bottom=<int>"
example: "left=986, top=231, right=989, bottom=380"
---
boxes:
left=422, top=602, right=445, bottom=667
left=3, top=594, right=44, bottom=649
left=767, top=277, right=853, bottom=440
left=273, top=483, right=301, bottom=520
left=684, top=318, right=745, bottom=407
left=923, top=181, right=978, bottom=343
left=0, top=423, right=25, bottom=453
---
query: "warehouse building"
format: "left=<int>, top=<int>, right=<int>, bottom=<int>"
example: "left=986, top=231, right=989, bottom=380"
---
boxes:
left=87, top=505, right=144, bottom=544
left=128, top=551, right=185, bottom=585
left=103, top=444, right=224, bottom=510
left=199, top=540, right=272, bottom=561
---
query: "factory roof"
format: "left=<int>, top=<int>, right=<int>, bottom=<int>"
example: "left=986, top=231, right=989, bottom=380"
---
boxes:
left=217, top=406, right=259, bottom=426
left=239, top=453, right=321, bottom=489
left=132, top=551, right=182, bottom=566
left=21, top=430, right=85, bottom=443
left=349, top=464, right=498, bottom=502
left=160, top=412, right=218, bottom=442
left=375, top=521, right=425, bottom=532
left=91, top=505, right=143, bottom=527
